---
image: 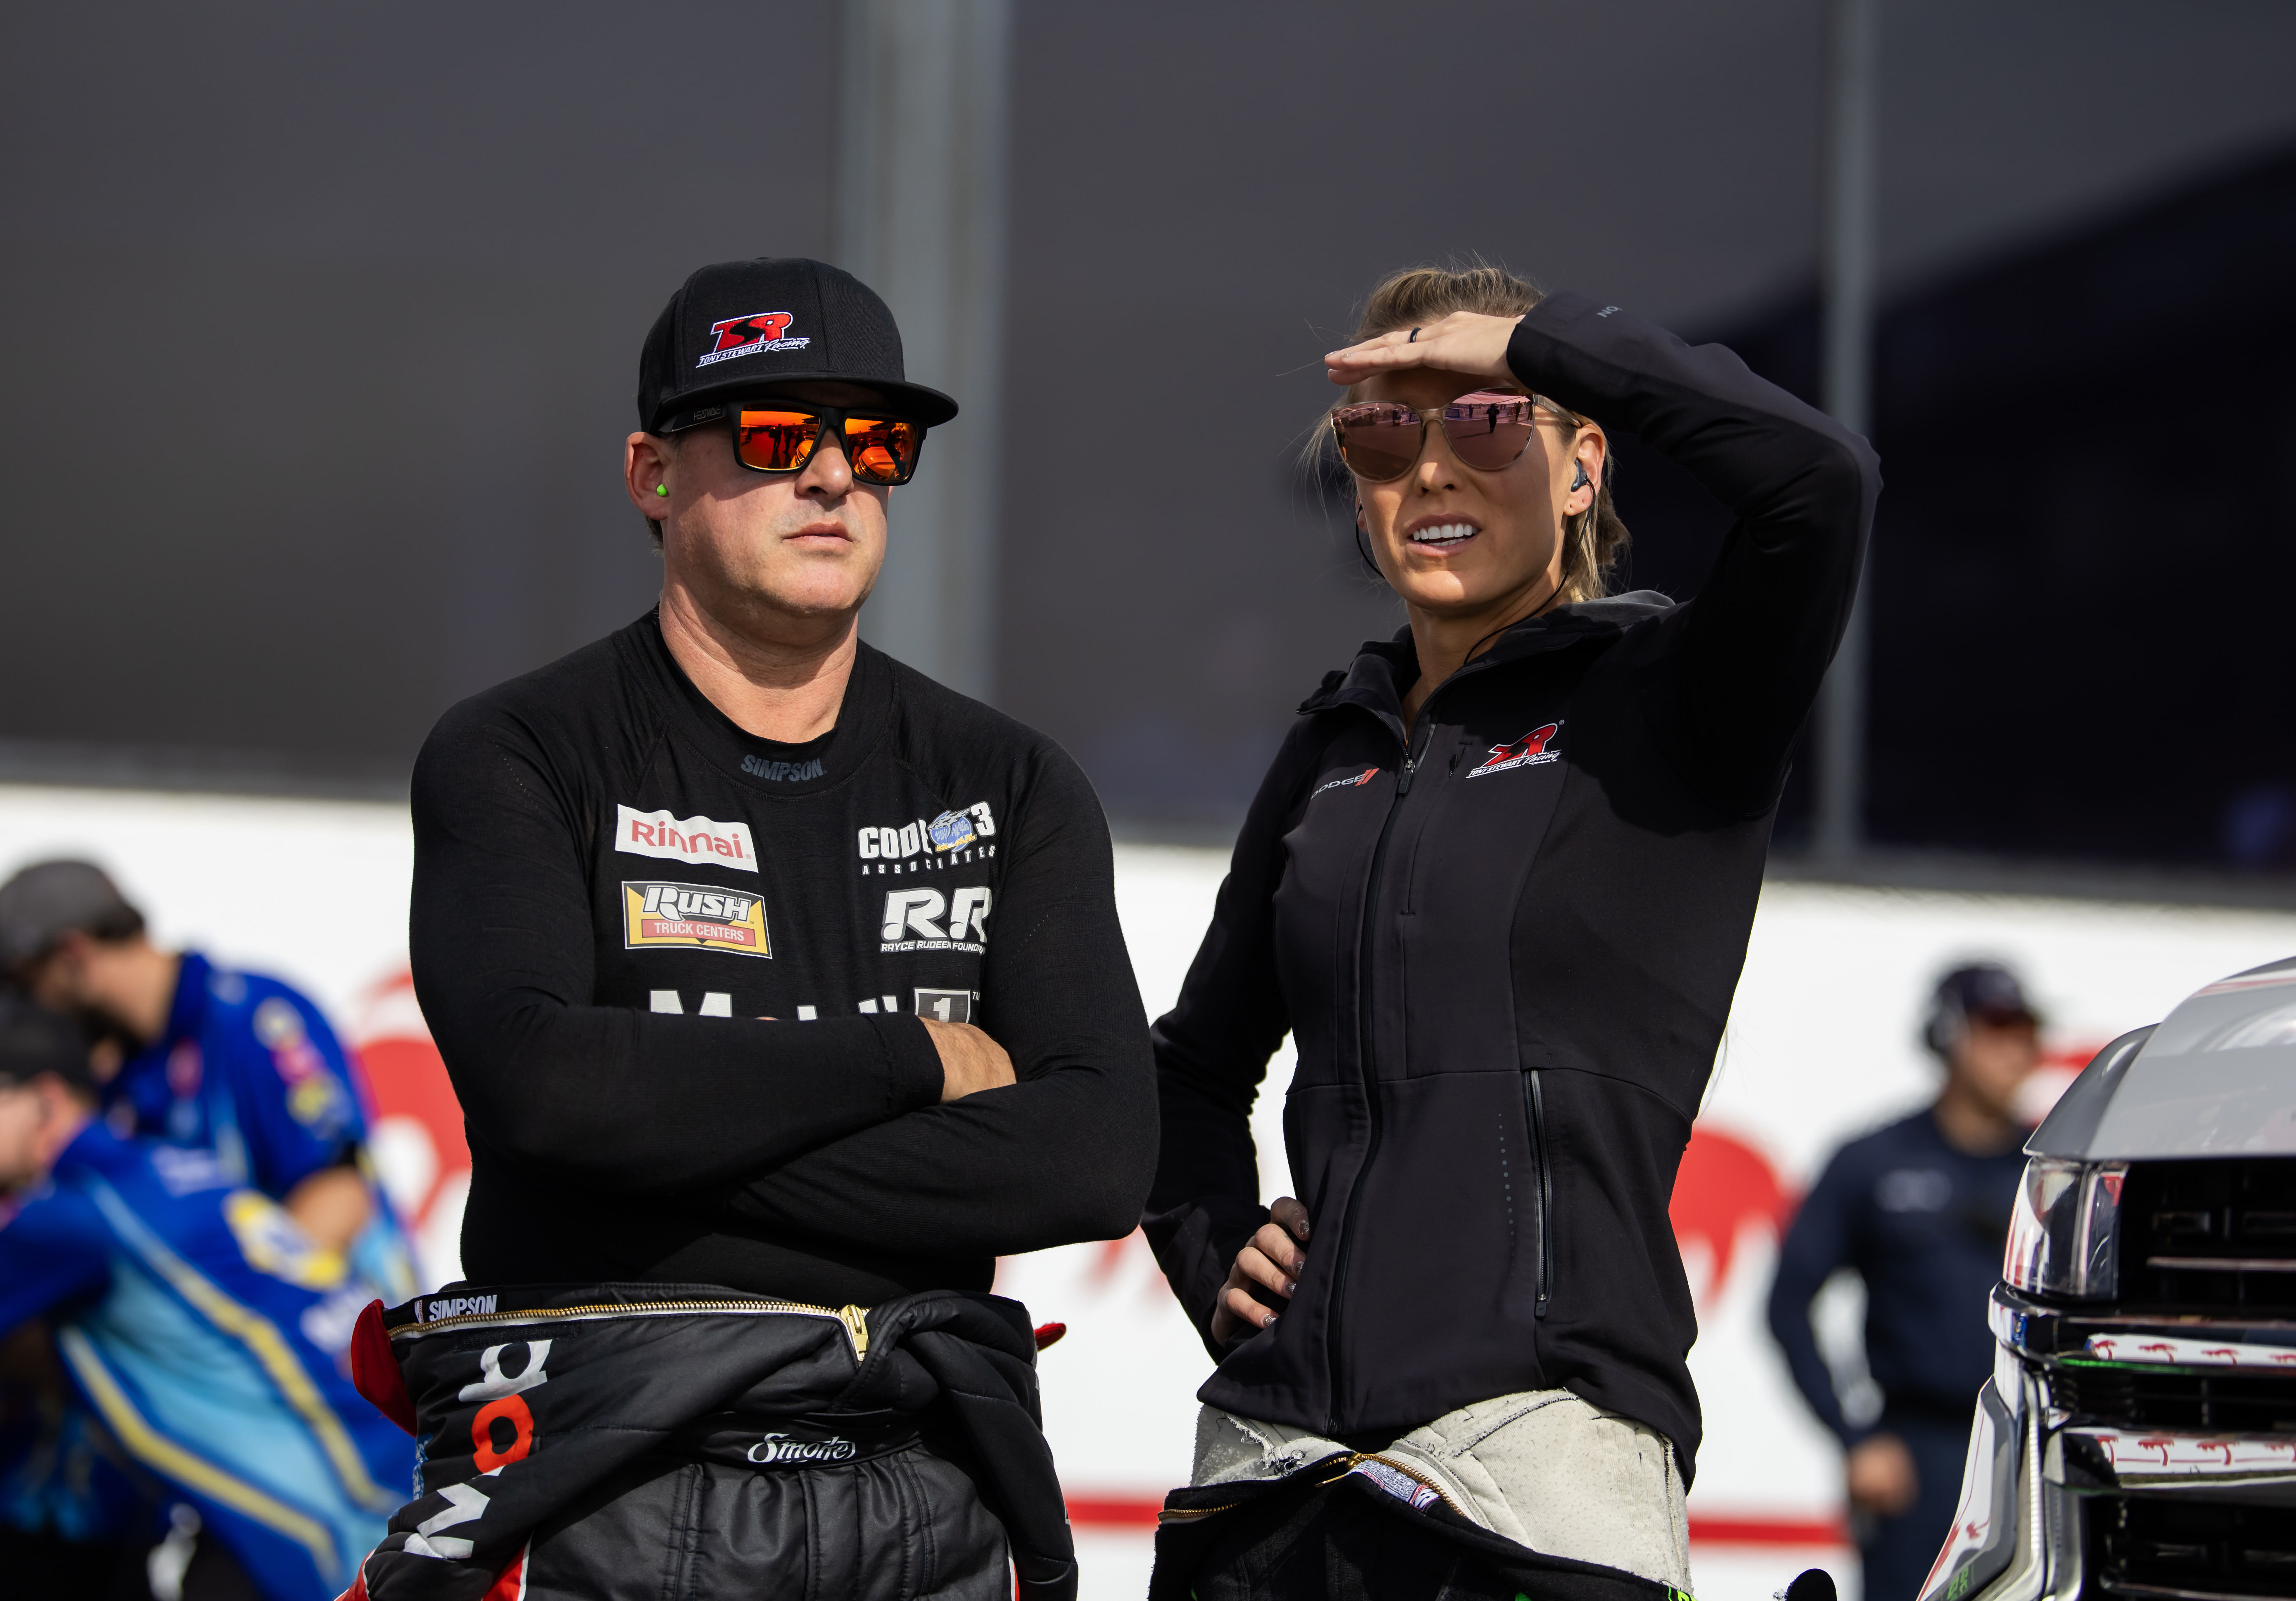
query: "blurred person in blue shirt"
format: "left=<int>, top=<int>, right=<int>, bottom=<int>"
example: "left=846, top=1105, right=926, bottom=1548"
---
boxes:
left=0, top=992, right=415, bottom=1601
left=0, top=861, right=413, bottom=1298
left=1768, top=963, right=2040, bottom=1601
left=0, top=860, right=416, bottom=1590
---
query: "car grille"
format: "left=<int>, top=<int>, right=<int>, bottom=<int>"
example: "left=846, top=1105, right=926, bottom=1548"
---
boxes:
left=2095, top=1497, right=2296, bottom=1600
left=2052, top=1364, right=2296, bottom=1433
left=2118, top=1160, right=2296, bottom=1315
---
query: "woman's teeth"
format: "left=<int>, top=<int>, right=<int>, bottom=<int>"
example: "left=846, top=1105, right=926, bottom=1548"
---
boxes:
left=1411, top=522, right=1478, bottom=546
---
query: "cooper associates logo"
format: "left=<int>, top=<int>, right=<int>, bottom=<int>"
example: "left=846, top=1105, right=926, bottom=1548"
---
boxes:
left=622, top=881, right=771, bottom=960
left=698, top=310, right=813, bottom=367
left=1466, top=723, right=1563, bottom=778
left=856, top=802, right=999, bottom=873
left=614, top=805, right=758, bottom=871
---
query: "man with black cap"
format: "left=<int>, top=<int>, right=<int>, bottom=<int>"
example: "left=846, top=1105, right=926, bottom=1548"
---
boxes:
left=367, top=259, right=1155, bottom=1601
left=1767, top=962, right=2043, bottom=1601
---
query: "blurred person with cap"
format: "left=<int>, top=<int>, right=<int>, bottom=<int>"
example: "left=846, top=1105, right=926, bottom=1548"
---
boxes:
left=360, top=258, right=1153, bottom=1601
left=0, top=860, right=414, bottom=1301
left=1768, top=962, right=2043, bottom=1601
left=0, top=991, right=415, bottom=1601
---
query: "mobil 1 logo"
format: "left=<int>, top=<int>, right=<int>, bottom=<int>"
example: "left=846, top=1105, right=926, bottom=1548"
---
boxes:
left=913, top=988, right=978, bottom=1024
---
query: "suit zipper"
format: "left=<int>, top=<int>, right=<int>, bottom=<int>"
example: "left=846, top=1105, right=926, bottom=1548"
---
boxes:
left=1522, top=1070, right=1553, bottom=1319
left=1323, top=733, right=1421, bottom=1434
left=389, top=1296, right=874, bottom=1362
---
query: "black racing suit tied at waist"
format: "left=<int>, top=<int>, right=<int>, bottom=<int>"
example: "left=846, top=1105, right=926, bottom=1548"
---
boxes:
left=345, top=1284, right=1075, bottom=1601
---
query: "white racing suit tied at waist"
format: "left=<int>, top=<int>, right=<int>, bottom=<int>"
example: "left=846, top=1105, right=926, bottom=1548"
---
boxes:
left=1194, top=1391, right=1692, bottom=1591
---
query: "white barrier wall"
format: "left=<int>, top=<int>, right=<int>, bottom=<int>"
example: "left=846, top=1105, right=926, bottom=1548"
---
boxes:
left=8, top=787, right=2296, bottom=1601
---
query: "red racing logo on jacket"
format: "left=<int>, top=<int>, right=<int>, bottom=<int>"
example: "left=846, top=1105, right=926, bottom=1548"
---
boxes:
left=1466, top=723, right=1563, bottom=778
left=697, top=311, right=812, bottom=367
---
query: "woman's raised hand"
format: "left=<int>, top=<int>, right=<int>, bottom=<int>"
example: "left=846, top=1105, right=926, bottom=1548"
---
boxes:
left=1323, top=311, right=1526, bottom=387
left=1210, top=1196, right=1312, bottom=1343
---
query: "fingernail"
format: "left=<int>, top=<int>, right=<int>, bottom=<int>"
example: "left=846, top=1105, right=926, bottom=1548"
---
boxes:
left=1284, top=1280, right=1298, bottom=1296
left=1264, top=1313, right=1280, bottom=1327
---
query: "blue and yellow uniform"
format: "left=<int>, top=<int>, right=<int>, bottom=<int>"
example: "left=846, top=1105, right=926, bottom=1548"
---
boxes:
left=108, top=952, right=416, bottom=1303
left=0, top=1121, right=416, bottom=1601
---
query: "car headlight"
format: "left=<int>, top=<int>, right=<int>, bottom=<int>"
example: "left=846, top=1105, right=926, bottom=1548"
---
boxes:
left=2003, top=1157, right=2127, bottom=1299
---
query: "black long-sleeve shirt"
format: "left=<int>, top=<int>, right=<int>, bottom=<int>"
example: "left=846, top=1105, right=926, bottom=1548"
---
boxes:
left=1145, top=293, right=1879, bottom=1478
left=409, top=616, right=1157, bottom=1306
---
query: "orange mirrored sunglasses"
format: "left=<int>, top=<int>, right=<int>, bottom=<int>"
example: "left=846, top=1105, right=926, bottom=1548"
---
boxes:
left=671, top=400, right=926, bottom=486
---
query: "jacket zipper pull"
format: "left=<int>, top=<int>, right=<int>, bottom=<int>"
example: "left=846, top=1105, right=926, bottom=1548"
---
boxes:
left=1398, top=758, right=1416, bottom=796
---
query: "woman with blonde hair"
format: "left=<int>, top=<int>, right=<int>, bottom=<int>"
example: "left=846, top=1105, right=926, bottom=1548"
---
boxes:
left=1146, top=266, right=1879, bottom=1599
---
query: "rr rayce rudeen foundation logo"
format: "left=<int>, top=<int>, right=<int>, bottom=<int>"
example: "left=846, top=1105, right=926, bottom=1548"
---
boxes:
left=697, top=311, right=812, bottom=367
left=622, top=881, right=772, bottom=958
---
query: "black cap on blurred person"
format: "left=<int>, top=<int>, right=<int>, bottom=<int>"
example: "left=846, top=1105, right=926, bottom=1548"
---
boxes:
left=1923, top=961, right=2041, bottom=1057
left=0, top=860, right=144, bottom=975
left=637, top=258, right=958, bottom=435
left=0, top=991, right=97, bottom=1096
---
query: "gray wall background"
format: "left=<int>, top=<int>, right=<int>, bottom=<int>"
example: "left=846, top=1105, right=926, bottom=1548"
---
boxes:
left=5, top=1, right=2294, bottom=822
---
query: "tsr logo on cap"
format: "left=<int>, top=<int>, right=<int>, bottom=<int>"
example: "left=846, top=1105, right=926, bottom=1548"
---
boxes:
left=699, top=311, right=812, bottom=368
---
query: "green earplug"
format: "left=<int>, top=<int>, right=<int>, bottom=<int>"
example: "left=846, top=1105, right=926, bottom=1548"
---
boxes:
left=655, top=484, right=669, bottom=497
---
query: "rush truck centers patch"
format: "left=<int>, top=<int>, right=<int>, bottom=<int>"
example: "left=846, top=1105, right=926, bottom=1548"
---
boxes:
left=623, top=881, right=772, bottom=959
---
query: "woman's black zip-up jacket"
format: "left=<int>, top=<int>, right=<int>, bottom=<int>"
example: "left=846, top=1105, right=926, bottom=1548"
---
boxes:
left=1143, top=292, right=1880, bottom=1486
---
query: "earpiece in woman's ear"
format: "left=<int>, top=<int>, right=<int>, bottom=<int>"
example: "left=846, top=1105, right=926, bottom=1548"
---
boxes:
left=1570, top=462, right=1590, bottom=492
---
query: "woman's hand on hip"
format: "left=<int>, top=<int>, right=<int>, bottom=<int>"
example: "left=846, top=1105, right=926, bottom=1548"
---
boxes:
left=1324, top=312, right=1525, bottom=387
left=1210, top=1196, right=1311, bottom=1344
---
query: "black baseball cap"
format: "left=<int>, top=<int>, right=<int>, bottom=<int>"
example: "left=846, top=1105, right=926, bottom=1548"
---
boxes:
left=0, top=860, right=144, bottom=973
left=0, top=992, right=95, bottom=1094
left=1923, top=961, right=2041, bottom=1056
left=1937, top=962, right=2040, bottom=1024
left=637, top=258, right=958, bottom=435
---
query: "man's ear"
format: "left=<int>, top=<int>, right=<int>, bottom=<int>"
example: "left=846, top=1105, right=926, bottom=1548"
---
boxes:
left=625, top=432, right=676, bottom=519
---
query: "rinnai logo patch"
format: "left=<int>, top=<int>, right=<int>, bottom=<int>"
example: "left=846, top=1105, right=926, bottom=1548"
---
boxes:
left=615, top=805, right=757, bottom=871
left=1466, top=722, right=1564, bottom=778
left=697, top=310, right=812, bottom=367
left=623, top=881, right=771, bottom=960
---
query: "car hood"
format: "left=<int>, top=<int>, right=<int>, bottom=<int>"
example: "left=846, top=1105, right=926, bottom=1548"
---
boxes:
left=2031, top=956, right=2296, bottom=1160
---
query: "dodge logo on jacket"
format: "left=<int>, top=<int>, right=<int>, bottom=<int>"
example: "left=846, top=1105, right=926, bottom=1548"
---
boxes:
left=1144, top=291, right=1880, bottom=1486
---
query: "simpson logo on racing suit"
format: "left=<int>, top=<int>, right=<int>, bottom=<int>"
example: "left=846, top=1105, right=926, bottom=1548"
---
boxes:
left=621, top=881, right=772, bottom=959
left=746, top=1433, right=859, bottom=1466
